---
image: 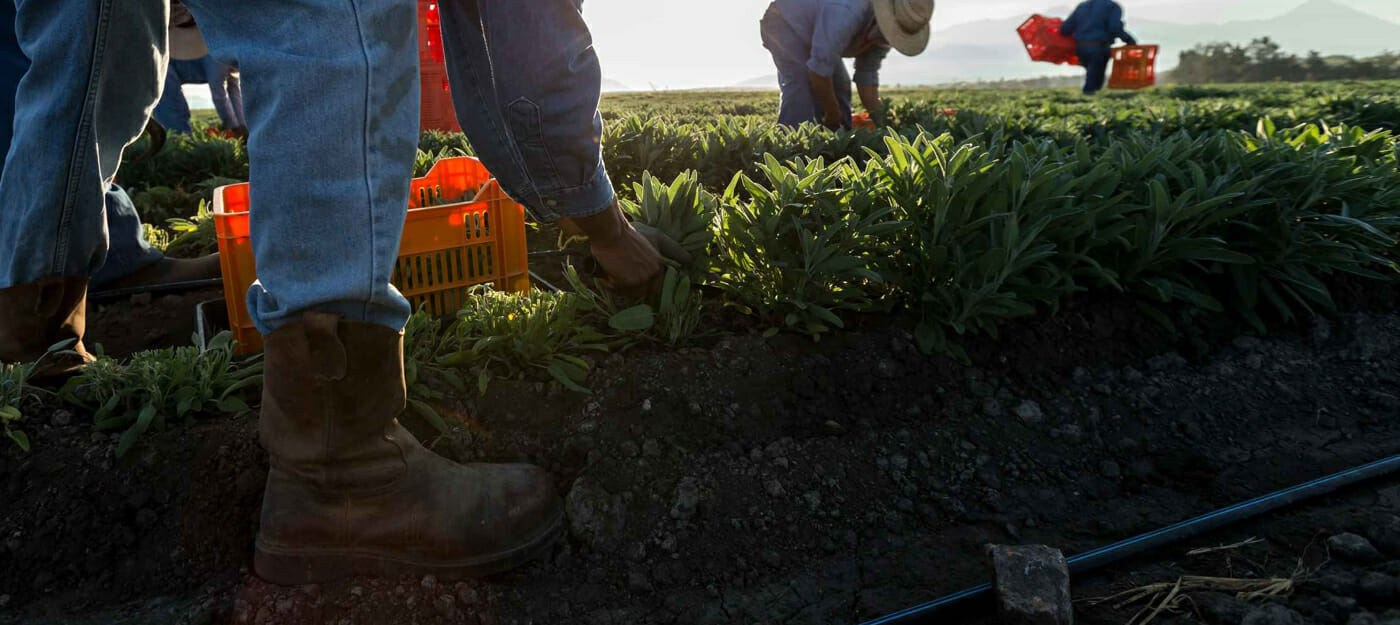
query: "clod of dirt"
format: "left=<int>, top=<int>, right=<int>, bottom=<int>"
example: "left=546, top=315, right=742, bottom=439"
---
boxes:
left=1329, top=533, right=1387, bottom=564
left=565, top=476, right=627, bottom=549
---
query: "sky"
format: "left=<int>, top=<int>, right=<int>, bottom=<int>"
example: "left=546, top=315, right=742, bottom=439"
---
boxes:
left=183, top=0, right=1398, bottom=108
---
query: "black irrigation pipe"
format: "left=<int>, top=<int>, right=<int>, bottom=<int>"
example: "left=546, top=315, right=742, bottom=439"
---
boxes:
left=89, top=278, right=224, bottom=304
left=859, top=453, right=1400, bottom=625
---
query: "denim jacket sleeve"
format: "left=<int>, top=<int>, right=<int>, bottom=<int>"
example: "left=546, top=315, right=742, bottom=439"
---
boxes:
left=1059, top=4, right=1083, bottom=38
left=806, top=2, right=866, bottom=78
left=852, top=44, right=889, bottom=86
left=1109, top=5, right=1136, bottom=45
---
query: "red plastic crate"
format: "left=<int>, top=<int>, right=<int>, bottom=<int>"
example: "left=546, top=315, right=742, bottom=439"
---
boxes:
left=1109, top=45, right=1159, bottom=90
left=418, top=0, right=461, bottom=132
left=1018, top=14, right=1081, bottom=66
left=212, top=157, right=530, bottom=354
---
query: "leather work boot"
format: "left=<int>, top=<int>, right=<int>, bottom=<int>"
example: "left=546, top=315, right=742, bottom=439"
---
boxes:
left=0, top=276, right=96, bottom=376
left=254, top=312, right=563, bottom=585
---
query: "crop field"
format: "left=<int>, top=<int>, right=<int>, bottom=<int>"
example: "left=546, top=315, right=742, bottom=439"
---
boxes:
left=2, top=82, right=1400, bottom=625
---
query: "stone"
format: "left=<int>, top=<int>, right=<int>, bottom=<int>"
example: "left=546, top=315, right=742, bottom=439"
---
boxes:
left=987, top=544, right=1073, bottom=625
left=764, top=479, right=786, bottom=497
left=1242, top=604, right=1305, bottom=625
left=1348, top=614, right=1381, bottom=625
left=982, top=398, right=1004, bottom=418
left=1328, top=533, right=1385, bottom=563
left=670, top=477, right=702, bottom=521
left=1368, top=515, right=1400, bottom=557
left=1015, top=401, right=1045, bottom=424
left=566, top=476, right=627, bottom=548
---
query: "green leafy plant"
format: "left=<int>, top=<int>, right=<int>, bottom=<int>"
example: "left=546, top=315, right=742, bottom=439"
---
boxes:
left=2, top=341, right=79, bottom=452
left=713, top=155, right=906, bottom=337
left=436, top=286, right=610, bottom=394
left=60, top=333, right=263, bottom=458
left=403, top=311, right=467, bottom=434
left=165, top=200, right=219, bottom=258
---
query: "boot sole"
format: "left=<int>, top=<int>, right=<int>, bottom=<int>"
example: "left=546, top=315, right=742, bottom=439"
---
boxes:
left=252, top=509, right=564, bottom=586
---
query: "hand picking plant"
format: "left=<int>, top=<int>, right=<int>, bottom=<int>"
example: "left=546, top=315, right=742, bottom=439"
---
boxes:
left=60, top=333, right=263, bottom=458
left=621, top=170, right=719, bottom=272
left=563, top=264, right=704, bottom=345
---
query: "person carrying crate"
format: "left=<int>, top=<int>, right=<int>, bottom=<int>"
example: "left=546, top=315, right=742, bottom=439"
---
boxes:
left=755, top=0, right=935, bottom=129
left=1060, top=0, right=1138, bottom=95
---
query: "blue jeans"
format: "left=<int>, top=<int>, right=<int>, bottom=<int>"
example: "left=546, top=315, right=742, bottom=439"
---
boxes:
left=760, top=2, right=852, bottom=129
left=0, top=0, right=419, bottom=335
left=153, top=56, right=245, bottom=133
left=1079, top=45, right=1111, bottom=95
left=438, top=0, right=615, bottom=221
left=0, top=2, right=162, bottom=289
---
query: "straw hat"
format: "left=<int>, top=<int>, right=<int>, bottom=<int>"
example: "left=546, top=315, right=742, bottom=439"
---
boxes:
left=872, top=0, right=935, bottom=56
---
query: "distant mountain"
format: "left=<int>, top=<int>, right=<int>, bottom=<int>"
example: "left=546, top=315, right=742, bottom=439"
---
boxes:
left=601, top=77, right=635, bottom=93
left=877, top=0, right=1400, bottom=84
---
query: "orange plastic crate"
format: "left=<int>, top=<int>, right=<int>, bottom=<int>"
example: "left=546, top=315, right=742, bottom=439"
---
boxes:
left=418, top=1, right=461, bottom=132
left=1109, top=45, right=1159, bottom=90
left=213, top=157, right=530, bottom=354
left=1018, top=14, right=1081, bottom=67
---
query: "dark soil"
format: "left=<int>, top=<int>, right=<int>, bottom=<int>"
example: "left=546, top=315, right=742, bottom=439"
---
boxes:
left=87, top=287, right=224, bottom=357
left=2, top=284, right=1398, bottom=625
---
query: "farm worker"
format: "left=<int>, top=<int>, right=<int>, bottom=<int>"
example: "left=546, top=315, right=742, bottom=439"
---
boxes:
left=435, top=0, right=680, bottom=291
left=758, top=0, right=935, bottom=129
left=152, top=2, right=247, bottom=135
left=1060, top=0, right=1138, bottom=95
left=0, top=2, right=222, bottom=295
left=0, top=0, right=564, bottom=586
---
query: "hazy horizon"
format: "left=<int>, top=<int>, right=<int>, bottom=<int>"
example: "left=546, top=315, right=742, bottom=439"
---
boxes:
left=182, top=0, right=1399, bottom=109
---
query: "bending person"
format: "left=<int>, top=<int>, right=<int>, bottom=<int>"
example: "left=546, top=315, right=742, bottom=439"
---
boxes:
left=1060, top=0, right=1137, bottom=95
left=759, top=0, right=934, bottom=129
left=437, top=0, right=687, bottom=295
left=152, top=2, right=246, bottom=134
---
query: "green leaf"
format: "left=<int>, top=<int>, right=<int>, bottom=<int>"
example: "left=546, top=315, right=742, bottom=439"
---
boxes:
left=217, top=396, right=250, bottom=414
left=116, top=404, right=158, bottom=458
left=609, top=305, right=656, bottom=332
left=546, top=362, right=591, bottom=394
left=7, top=429, right=29, bottom=453
left=408, top=399, right=451, bottom=434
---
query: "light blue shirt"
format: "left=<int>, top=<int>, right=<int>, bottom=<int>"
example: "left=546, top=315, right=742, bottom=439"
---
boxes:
left=774, top=0, right=892, bottom=86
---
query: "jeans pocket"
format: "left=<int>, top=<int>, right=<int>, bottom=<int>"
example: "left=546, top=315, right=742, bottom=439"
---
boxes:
left=506, top=97, right=564, bottom=191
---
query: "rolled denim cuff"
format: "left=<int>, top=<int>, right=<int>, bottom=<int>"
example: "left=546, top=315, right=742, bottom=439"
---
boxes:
left=530, top=161, right=616, bottom=222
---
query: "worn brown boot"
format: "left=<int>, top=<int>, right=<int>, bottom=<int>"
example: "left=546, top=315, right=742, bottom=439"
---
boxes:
left=0, top=276, right=96, bottom=376
left=253, top=312, right=563, bottom=585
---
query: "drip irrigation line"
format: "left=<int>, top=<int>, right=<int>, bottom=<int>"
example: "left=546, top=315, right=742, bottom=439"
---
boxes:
left=858, top=453, right=1400, bottom=625
left=89, top=278, right=224, bottom=303
left=530, top=271, right=562, bottom=293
